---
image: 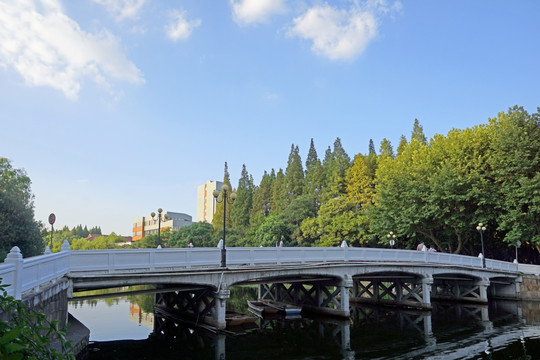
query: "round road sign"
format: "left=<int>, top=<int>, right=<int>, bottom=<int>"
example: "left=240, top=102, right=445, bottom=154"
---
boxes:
left=48, top=213, right=56, bottom=225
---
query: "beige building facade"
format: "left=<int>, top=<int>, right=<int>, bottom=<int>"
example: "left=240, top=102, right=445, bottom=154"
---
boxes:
left=196, top=180, right=222, bottom=223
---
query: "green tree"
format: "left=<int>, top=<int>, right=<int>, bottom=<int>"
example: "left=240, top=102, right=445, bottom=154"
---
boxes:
left=366, top=139, right=378, bottom=179
left=0, top=158, right=44, bottom=259
left=323, top=138, right=351, bottom=200
left=271, top=169, right=287, bottom=215
left=71, top=234, right=126, bottom=250
left=285, top=144, right=304, bottom=205
left=486, top=106, right=540, bottom=247
left=368, top=139, right=376, bottom=156
left=231, top=164, right=253, bottom=229
left=411, top=118, right=427, bottom=144
left=168, top=222, right=214, bottom=247
left=396, top=134, right=408, bottom=155
left=251, top=170, right=274, bottom=217
left=253, top=216, right=293, bottom=247
left=379, top=138, right=394, bottom=159
left=298, top=197, right=371, bottom=247
left=346, top=154, right=375, bottom=209
left=368, top=107, right=540, bottom=255
left=304, top=139, right=325, bottom=207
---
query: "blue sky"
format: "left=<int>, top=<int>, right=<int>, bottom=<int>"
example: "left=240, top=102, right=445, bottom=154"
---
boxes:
left=1, top=0, right=539, bottom=236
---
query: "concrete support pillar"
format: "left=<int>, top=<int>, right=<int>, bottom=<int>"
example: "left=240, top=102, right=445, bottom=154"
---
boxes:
left=316, top=284, right=323, bottom=307
left=476, top=278, right=490, bottom=303
left=215, top=334, right=226, bottom=360
left=423, top=313, right=433, bottom=338
left=339, top=277, right=353, bottom=316
left=396, top=280, right=403, bottom=301
left=214, top=288, right=230, bottom=330
left=339, top=321, right=352, bottom=358
left=421, top=275, right=433, bottom=308
left=5, top=246, right=23, bottom=300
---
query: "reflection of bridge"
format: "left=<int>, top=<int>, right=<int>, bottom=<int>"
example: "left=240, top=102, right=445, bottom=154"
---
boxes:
left=1, top=242, right=538, bottom=330
left=149, top=301, right=533, bottom=360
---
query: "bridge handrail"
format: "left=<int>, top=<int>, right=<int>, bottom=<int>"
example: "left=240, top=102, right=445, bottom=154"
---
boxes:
left=0, top=263, right=16, bottom=295
left=518, top=263, right=540, bottom=276
left=69, top=247, right=220, bottom=273
left=3, top=242, right=540, bottom=300
left=0, top=245, right=70, bottom=299
left=21, top=252, right=70, bottom=293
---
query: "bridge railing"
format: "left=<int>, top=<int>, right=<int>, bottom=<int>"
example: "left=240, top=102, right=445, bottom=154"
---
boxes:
left=69, top=248, right=221, bottom=273
left=1, top=245, right=70, bottom=299
left=518, top=263, right=540, bottom=276
left=1, top=242, right=537, bottom=299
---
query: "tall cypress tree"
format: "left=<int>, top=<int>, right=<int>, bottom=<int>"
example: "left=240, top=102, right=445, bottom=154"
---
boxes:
left=271, top=169, right=287, bottom=215
left=305, top=139, right=318, bottom=172
left=397, top=134, right=408, bottom=155
left=379, top=138, right=395, bottom=159
left=346, top=154, right=375, bottom=208
left=368, top=139, right=376, bottom=156
left=252, top=170, right=274, bottom=217
left=323, top=138, right=351, bottom=200
left=305, top=139, right=324, bottom=204
left=411, top=118, right=427, bottom=144
left=231, top=164, right=253, bottom=229
left=285, top=144, right=304, bottom=204
left=367, top=139, right=378, bottom=179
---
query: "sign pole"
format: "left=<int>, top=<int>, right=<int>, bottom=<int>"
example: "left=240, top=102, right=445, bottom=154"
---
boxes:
left=48, top=213, right=56, bottom=249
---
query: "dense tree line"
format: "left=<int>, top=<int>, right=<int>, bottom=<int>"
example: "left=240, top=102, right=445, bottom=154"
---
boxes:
left=174, top=106, right=538, bottom=262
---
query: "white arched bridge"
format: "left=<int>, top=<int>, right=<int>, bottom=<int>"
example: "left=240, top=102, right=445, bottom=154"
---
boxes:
left=1, top=241, right=539, bottom=329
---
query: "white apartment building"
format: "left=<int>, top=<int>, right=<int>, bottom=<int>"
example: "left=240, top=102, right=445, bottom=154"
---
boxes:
left=196, top=180, right=222, bottom=223
left=132, top=211, right=192, bottom=241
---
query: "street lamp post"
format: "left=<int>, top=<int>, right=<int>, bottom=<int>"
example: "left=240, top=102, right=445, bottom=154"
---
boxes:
left=213, top=184, right=236, bottom=267
left=387, top=232, right=396, bottom=249
left=151, top=208, right=168, bottom=247
left=515, top=240, right=522, bottom=264
left=476, top=223, right=487, bottom=268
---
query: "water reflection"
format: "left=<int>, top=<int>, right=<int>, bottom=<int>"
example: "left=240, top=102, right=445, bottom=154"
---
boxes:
left=69, top=287, right=540, bottom=359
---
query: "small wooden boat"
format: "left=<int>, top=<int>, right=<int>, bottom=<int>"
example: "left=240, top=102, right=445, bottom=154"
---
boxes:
left=225, top=311, right=258, bottom=326
left=247, top=300, right=281, bottom=317
left=256, top=300, right=302, bottom=316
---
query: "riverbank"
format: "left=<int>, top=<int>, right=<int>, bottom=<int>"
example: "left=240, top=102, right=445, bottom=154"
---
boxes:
left=50, top=313, right=90, bottom=359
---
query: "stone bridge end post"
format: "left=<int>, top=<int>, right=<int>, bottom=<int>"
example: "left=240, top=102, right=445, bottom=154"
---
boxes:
left=5, top=246, right=23, bottom=300
left=61, top=240, right=71, bottom=252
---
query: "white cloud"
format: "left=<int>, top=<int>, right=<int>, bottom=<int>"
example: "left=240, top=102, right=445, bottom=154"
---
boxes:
left=92, top=0, right=146, bottom=21
left=165, top=9, right=201, bottom=41
left=230, top=0, right=287, bottom=25
left=0, top=0, right=144, bottom=100
left=288, top=1, right=399, bottom=60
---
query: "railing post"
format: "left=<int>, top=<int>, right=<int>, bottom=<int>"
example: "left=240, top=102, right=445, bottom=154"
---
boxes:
left=61, top=240, right=71, bottom=252
left=5, top=246, right=23, bottom=300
